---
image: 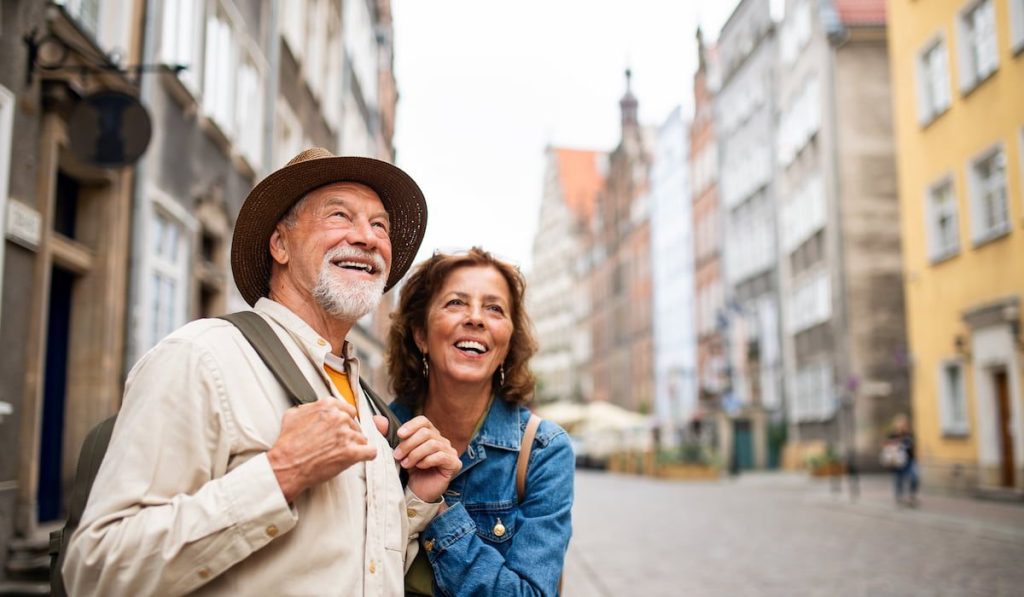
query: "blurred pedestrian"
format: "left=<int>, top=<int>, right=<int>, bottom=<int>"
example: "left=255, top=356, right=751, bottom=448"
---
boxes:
left=884, top=413, right=919, bottom=507
left=63, top=148, right=461, bottom=595
left=388, top=247, right=574, bottom=596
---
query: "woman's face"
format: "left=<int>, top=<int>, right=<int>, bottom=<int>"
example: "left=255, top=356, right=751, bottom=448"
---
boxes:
left=416, top=265, right=514, bottom=390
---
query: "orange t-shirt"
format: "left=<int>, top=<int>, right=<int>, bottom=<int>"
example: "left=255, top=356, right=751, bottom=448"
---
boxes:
left=323, top=364, right=357, bottom=409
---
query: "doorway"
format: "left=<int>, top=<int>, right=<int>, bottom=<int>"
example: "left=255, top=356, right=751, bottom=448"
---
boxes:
left=993, top=368, right=1015, bottom=488
left=38, top=265, right=76, bottom=521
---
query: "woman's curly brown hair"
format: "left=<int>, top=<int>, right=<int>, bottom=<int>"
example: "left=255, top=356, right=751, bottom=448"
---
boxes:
left=387, top=247, right=538, bottom=408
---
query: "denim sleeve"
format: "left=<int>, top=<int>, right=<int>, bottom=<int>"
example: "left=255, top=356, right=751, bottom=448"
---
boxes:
left=423, top=430, right=575, bottom=597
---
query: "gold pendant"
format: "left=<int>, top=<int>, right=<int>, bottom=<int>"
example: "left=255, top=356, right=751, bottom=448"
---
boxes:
left=493, top=518, right=506, bottom=537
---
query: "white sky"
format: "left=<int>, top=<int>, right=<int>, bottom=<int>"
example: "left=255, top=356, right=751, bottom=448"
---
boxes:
left=392, top=0, right=740, bottom=273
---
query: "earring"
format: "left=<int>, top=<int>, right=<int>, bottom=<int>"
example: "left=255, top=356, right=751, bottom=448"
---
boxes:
left=422, top=354, right=430, bottom=378
left=498, top=364, right=506, bottom=387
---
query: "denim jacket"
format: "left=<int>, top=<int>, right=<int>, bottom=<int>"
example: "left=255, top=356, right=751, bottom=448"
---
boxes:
left=391, top=398, right=574, bottom=596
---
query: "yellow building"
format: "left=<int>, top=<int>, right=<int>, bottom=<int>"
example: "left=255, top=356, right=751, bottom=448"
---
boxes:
left=889, top=0, right=1024, bottom=493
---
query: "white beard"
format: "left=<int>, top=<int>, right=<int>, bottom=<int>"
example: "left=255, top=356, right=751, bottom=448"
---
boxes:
left=312, top=246, right=388, bottom=321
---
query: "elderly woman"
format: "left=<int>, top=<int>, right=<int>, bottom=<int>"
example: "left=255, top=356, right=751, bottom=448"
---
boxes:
left=387, top=247, right=574, bottom=596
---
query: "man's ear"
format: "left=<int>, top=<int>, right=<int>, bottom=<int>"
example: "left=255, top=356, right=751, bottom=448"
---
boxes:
left=269, top=225, right=289, bottom=266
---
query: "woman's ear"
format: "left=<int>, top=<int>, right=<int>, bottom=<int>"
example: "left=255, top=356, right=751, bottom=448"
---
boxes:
left=412, top=327, right=426, bottom=354
left=269, top=225, right=289, bottom=266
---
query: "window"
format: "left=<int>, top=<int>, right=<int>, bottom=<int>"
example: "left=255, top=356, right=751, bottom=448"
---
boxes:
left=926, top=177, right=960, bottom=261
left=148, top=209, right=189, bottom=349
left=916, top=37, right=951, bottom=124
left=788, top=361, right=835, bottom=422
left=203, top=6, right=236, bottom=134
left=161, top=0, right=203, bottom=91
left=787, top=270, right=831, bottom=334
left=0, top=85, right=14, bottom=324
left=958, top=0, right=999, bottom=92
left=939, top=361, right=969, bottom=435
left=968, top=145, right=1009, bottom=243
left=1010, top=0, right=1024, bottom=53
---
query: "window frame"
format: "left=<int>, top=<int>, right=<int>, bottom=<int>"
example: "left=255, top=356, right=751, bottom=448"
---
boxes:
left=925, top=174, right=961, bottom=262
left=938, top=359, right=970, bottom=437
left=141, top=189, right=195, bottom=353
left=915, top=33, right=952, bottom=126
left=957, top=0, right=1000, bottom=94
left=967, top=142, right=1010, bottom=245
left=1010, top=0, right=1024, bottom=55
left=0, top=85, right=14, bottom=325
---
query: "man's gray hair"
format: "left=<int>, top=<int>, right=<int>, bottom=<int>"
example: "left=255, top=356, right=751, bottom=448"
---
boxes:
left=280, top=193, right=312, bottom=230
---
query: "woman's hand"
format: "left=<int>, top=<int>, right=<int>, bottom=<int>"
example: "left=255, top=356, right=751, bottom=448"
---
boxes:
left=392, top=416, right=462, bottom=503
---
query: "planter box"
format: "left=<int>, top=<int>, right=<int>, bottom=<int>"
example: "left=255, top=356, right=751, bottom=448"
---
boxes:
left=809, top=462, right=846, bottom=477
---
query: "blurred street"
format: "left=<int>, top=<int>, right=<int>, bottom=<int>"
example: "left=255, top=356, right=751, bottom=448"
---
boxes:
left=564, top=472, right=1024, bottom=597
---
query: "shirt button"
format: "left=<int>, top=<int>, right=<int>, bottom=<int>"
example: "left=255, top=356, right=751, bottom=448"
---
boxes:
left=424, top=539, right=435, bottom=552
left=369, top=560, right=376, bottom=574
left=317, top=338, right=327, bottom=347
left=407, top=508, right=416, bottom=518
left=265, top=524, right=279, bottom=538
left=198, top=567, right=212, bottom=580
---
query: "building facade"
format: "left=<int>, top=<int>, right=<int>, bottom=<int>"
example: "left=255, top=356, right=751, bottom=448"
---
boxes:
left=0, top=0, right=400, bottom=581
left=529, top=147, right=605, bottom=404
left=775, top=0, right=909, bottom=468
left=587, top=71, right=654, bottom=413
left=649, top=106, right=698, bottom=445
left=889, top=0, right=1024, bottom=492
left=714, top=0, right=785, bottom=470
left=690, top=28, right=728, bottom=438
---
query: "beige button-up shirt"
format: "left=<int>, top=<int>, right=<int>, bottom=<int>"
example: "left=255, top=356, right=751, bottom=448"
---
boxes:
left=64, top=299, right=439, bottom=596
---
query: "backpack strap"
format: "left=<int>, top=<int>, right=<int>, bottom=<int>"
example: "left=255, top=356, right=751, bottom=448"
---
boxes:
left=220, top=311, right=401, bottom=449
left=516, top=414, right=542, bottom=502
left=359, top=378, right=401, bottom=450
left=220, top=311, right=319, bottom=406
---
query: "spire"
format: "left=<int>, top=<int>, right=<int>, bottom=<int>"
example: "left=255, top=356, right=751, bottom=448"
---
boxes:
left=619, top=68, right=638, bottom=131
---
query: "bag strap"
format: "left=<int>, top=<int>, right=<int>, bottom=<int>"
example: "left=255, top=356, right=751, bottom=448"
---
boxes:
left=220, top=311, right=401, bottom=449
left=220, top=311, right=318, bottom=406
left=516, top=414, right=542, bottom=502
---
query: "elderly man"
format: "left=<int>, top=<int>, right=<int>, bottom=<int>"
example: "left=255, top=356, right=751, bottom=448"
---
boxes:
left=63, top=149, right=460, bottom=595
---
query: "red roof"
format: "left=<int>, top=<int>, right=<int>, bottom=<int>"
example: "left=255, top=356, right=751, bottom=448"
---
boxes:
left=554, top=148, right=604, bottom=220
left=834, top=0, right=886, bottom=26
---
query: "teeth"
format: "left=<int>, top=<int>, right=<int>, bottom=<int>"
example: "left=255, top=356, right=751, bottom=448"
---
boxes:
left=456, top=341, right=487, bottom=353
left=336, top=261, right=372, bottom=273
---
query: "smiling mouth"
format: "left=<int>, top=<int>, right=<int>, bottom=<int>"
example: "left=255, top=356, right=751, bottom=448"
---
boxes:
left=333, top=260, right=377, bottom=275
left=454, top=340, right=488, bottom=355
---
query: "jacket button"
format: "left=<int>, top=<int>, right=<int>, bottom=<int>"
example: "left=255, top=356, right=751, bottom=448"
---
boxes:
left=424, top=539, right=435, bottom=552
left=265, top=524, right=279, bottom=537
left=197, top=567, right=212, bottom=580
left=493, top=518, right=506, bottom=537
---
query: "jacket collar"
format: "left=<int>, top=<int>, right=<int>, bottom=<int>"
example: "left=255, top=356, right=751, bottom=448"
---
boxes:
left=474, top=397, right=523, bottom=452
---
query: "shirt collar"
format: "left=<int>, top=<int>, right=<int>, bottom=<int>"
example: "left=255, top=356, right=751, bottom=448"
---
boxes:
left=254, top=297, right=355, bottom=361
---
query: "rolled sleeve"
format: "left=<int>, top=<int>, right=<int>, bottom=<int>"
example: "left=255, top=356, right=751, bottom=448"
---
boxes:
left=404, top=488, right=444, bottom=536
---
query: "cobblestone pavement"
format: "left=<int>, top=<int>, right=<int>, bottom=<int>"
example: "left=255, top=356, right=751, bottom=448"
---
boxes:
left=563, top=471, right=1024, bottom=597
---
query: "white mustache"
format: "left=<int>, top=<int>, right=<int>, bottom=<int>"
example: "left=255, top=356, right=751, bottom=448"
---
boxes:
left=324, top=246, right=388, bottom=275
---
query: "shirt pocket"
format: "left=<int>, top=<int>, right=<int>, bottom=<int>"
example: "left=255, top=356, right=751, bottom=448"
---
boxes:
left=465, top=500, right=519, bottom=544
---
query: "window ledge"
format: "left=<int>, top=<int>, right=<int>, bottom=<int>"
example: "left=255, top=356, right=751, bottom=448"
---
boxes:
left=972, top=225, right=1011, bottom=248
left=960, top=68, right=998, bottom=99
left=159, top=67, right=200, bottom=119
left=198, top=113, right=233, bottom=160
left=941, top=428, right=970, bottom=439
left=928, top=248, right=960, bottom=266
left=919, top=105, right=950, bottom=131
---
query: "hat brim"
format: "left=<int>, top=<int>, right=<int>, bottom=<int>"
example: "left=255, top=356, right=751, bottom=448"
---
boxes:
left=231, top=156, right=427, bottom=306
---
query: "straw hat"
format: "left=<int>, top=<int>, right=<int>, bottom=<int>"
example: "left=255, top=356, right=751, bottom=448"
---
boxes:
left=231, top=148, right=427, bottom=306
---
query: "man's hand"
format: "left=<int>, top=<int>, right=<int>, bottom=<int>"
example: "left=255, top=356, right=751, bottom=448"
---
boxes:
left=267, top=398, right=376, bottom=503
left=392, top=416, right=462, bottom=503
